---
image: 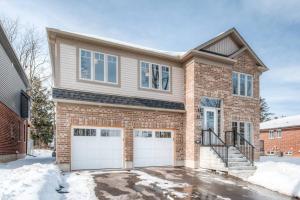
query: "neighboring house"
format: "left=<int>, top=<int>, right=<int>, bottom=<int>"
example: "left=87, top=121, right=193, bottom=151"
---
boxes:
left=0, top=24, right=30, bottom=162
left=47, top=27, right=268, bottom=171
left=260, top=115, right=300, bottom=157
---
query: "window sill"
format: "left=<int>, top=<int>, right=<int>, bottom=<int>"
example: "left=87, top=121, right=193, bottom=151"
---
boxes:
left=78, top=78, right=120, bottom=88
left=139, top=86, right=172, bottom=94
left=232, top=94, right=255, bottom=99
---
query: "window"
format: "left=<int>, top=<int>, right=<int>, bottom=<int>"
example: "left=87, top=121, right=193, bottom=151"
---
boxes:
left=277, top=129, right=282, bottom=138
left=140, top=61, right=170, bottom=91
left=141, top=62, right=150, bottom=88
left=155, top=131, right=171, bottom=138
left=162, top=66, right=170, bottom=90
left=240, top=74, right=246, bottom=96
left=79, top=49, right=118, bottom=84
left=94, top=53, right=104, bottom=81
left=134, top=130, right=172, bottom=138
left=152, top=64, right=160, bottom=89
left=80, top=50, right=92, bottom=79
left=246, top=75, right=253, bottom=96
left=232, top=72, right=253, bottom=97
left=134, top=130, right=152, bottom=137
left=74, top=128, right=96, bottom=136
left=232, top=72, right=238, bottom=95
left=101, top=129, right=121, bottom=137
left=107, top=55, right=117, bottom=83
left=269, top=130, right=274, bottom=139
left=285, top=150, right=293, bottom=156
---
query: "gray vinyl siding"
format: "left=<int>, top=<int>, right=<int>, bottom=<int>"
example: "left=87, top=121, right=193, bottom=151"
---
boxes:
left=204, top=36, right=239, bottom=56
left=0, top=43, right=26, bottom=115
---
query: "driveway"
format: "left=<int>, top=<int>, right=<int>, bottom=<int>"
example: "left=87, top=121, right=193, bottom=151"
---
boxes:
left=92, top=167, right=296, bottom=200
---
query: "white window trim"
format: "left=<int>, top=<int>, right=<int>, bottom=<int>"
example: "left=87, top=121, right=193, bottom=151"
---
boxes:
left=232, top=71, right=253, bottom=97
left=79, top=48, right=119, bottom=85
left=140, top=61, right=170, bottom=92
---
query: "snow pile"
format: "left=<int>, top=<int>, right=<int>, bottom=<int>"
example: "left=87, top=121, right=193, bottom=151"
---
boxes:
left=132, top=170, right=189, bottom=198
left=260, top=115, right=300, bottom=129
left=63, top=171, right=97, bottom=200
left=0, top=162, right=61, bottom=200
left=248, top=161, right=300, bottom=197
left=0, top=149, right=98, bottom=200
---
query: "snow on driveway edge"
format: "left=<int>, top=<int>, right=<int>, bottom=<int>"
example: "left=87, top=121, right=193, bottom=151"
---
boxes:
left=248, top=161, right=300, bottom=198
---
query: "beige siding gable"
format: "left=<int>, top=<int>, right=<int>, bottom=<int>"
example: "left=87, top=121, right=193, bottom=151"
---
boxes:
left=58, top=43, right=184, bottom=102
left=204, top=36, right=240, bottom=56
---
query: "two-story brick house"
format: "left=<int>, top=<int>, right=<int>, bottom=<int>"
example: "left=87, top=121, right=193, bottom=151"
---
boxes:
left=260, top=115, right=300, bottom=157
left=47, top=27, right=268, bottom=171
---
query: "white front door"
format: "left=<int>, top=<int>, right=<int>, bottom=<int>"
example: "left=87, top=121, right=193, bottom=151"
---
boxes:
left=133, top=130, right=173, bottom=167
left=203, top=108, right=218, bottom=134
left=71, top=127, right=123, bottom=170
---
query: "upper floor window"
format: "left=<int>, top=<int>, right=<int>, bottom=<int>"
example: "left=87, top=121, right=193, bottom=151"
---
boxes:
left=232, top=72, right=253, bottom=97
left=277, top=129, right=282, bottom=138
left=140, top=61, right=170, bottom=91
left=269, top=130, right=274, bottom=139
left=80, top=49, right=118, bottom=84
left=268, top=129, right=282, bottom=139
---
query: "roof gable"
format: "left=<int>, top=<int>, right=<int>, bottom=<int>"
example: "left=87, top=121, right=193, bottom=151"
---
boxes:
left=195, top=28, right=268, bottom=71
left=203, top=36, right=240, bottom=56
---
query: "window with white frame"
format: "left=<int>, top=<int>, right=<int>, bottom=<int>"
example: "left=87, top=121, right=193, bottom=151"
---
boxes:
left=277, top=129, right=282, bottom=138
left=269, top=130, right=274, bottom=139
left=232, top=72, right=253, bottom=97
left=80, top=49, right=118, bottom=84
left=140, top=61, right=170, bottom=91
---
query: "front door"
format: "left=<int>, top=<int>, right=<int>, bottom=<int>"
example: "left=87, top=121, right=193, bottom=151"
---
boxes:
left=203, top=107, right=218, bottom=134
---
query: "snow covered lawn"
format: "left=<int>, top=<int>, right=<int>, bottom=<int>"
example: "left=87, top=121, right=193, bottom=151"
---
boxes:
left=0, top=149, right=97, bottom=200
left=248, top=161, right=300, bottom=198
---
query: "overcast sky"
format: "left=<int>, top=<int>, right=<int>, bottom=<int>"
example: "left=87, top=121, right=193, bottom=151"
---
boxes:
left=1, top=0, right=300, bottom=117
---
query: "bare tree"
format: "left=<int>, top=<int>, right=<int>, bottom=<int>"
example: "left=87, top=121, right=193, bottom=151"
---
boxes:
left=0, top=17, right=49, bottom=84
left=0, top=16, right=19, bottom=44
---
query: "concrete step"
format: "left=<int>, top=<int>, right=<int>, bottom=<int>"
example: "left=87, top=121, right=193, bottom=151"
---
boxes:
left=229, top=165, right=256, bottom=170
left=228, top=157, right=247, bottom=162
left=228, top=153, right=244, bottom=158
left=228, top=161, right=251, bottom=167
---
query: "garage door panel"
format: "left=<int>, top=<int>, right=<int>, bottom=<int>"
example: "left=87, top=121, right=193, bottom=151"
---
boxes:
left=134, top=130, right=173, bottom=167
left=71, top=128, right=123, bottom=170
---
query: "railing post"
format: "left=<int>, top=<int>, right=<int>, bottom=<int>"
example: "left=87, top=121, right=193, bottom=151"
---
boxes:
left=209, top=129, right=211, bottom=146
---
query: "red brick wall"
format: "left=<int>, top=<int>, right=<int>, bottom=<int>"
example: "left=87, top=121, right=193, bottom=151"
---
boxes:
left=260, top=127, right=300, bottom=157
left=56, top=102, right=185, bottom=166
left=0, top=101, right=27, bottom=156
left=184, top=52, right=261, bottom=166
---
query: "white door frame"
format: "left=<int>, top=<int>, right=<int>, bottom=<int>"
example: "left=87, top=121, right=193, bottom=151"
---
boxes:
left=70, top=126, right=124, bottom=170
left=133, top=129, right=175, bottom=167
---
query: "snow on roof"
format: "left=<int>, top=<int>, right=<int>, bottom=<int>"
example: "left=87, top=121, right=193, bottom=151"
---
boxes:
left=48, top=28, right=186, bottom=57
left=260, top=115, right=300, bottom=130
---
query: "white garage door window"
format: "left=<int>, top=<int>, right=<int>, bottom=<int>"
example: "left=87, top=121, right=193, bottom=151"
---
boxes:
left=133, top=129, right=174, bottom=167
left=71, top=127, right=123, bottom=170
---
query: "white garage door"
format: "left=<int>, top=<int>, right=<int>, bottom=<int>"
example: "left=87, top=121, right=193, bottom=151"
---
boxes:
left=71, top=127, right=123, bottom=170
left=134, top=129, right=173, bottom=167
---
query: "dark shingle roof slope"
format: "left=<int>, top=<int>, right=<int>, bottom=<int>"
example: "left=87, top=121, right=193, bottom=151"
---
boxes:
left=52, top=88, right=185, bottom=111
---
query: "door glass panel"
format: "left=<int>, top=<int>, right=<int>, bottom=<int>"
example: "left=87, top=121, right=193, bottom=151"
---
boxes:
left=206, top=111, right=215, bottom=132
left=240, top=122, right=245, bottom=145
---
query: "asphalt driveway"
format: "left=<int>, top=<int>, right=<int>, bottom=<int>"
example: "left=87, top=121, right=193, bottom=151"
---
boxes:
left=92, top=167, right=296, bottom=200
